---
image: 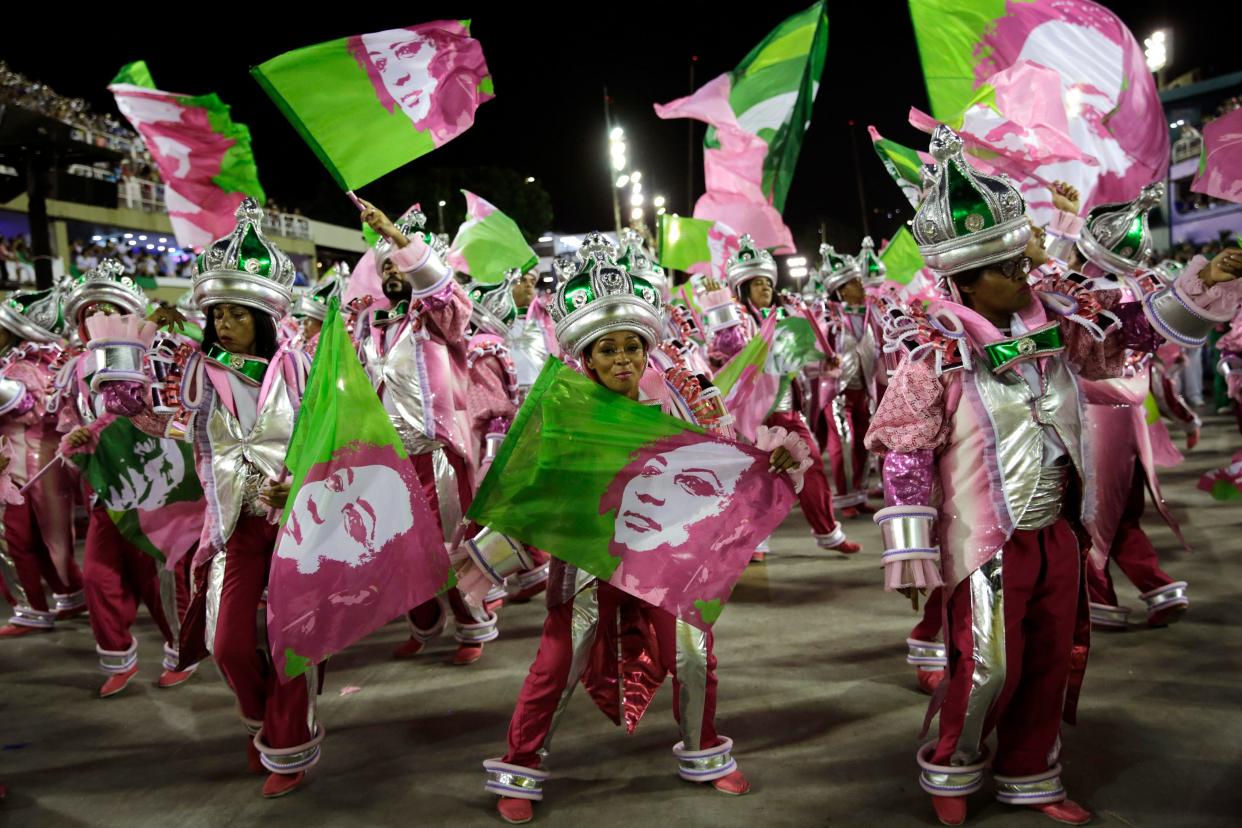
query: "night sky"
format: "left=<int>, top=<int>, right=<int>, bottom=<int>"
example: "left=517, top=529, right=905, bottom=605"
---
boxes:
left=6, top=1, right=1236, bottom=257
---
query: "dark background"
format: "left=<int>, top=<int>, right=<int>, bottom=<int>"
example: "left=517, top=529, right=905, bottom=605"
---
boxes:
left=5, top=1, right=1237, bottom=255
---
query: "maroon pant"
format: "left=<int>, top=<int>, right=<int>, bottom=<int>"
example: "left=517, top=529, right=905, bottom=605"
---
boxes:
left=911, top=587, right=944, bottom=643
left=83, top=505, right=174, bottom=653
left=503, top=582, right=719, bottom=768
left=408, top=449, right=481, bottom=631
left=211, top=515, right=310, bottom=751
left=0, top=497, right=82, bottom=614
left=824, top=388, right=871, bottom=498
left=1087, top=463, right=1176, bottom=605
left=766, top=410, right=838, bottom=536
left=933, top=519, right=1081, bottom=776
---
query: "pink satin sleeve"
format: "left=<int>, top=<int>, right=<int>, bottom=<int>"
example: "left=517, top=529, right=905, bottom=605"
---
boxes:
left=864, top=357, right=952, bottom=455
left=421, top=280, right=472, bottom=340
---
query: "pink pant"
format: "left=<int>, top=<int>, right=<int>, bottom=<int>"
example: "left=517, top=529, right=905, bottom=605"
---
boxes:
left=210, top=515, right=311, bottom=751
left=766, top=410, right=838, bottom=536
left=503, top=581, right=719, bottom=768
left=933, top=519, right=1081, bottom=776
left=0, top=497, right=82, bottom=616
left=1087, top=463, right=1177, bottom=605
left=409, top=449, right=482, bottom=631
left=83, top=505, right=176, bottom=654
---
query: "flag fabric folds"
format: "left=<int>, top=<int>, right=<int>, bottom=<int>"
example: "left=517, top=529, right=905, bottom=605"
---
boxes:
left=268, top=301, right=450, bottom=680
left=252, top=20, right=494, bottom=191
left=467, top=358, right=795, bottom=629
left=447, top=191, right=538, bottom=282
left=109, top=61, right=265, bottom=251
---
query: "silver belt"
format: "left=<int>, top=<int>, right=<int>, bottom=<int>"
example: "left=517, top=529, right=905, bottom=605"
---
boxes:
left=1015, top=462, right=1068, bottom=531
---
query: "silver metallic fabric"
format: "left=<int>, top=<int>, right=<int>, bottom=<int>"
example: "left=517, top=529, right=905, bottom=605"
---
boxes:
left=465, top=528, right=533, bottom=586
left=918, top=741, right=988, bottom=797
left=96, top=640, right=138, bottom=673
left=204, top=552, right=228, bottom=655
left=483, top=759, right=549, bottom=800
left=880, top=513, right=936, bottom=555
left=431, top=448, right=462, bottom=544
left=953, top=554, right=1006, bottom=765
left=1141, top=580, right=1189, bottom=612
left=158, top=566, right=181, bottom=643
left=994, top=766, right=1066, bottom=805
left=365, top=324, right=433, bottom=442
left=1088, top=602, right=1130, bottom=629
left=971, top=356, right=1084, bottom=531
left=87, top=342, right=146, bottom=387
left=256, top=725, right=324, bottom=774
left=674, top=620, right=710, bottom=750
left=771, top=381, right=794, bottom=413
left=206, top=368, right=296, bottom=542
left=0, top=377, right=27, bottom=415
left=672, top=736, right=737, bottom=782
left=1142, top=285, right=1216, bottom=347
left=702, top=302, right=743, bottom=333
left=907, top=638, right=948, bottom=668
left=831, top=393, right=857, bottom=496
left=540, top=582, right=600, bottom=758
left=1014, top=463, right=1068, bottom=530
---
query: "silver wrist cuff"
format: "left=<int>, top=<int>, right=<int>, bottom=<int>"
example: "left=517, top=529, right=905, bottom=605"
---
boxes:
left=702, top=302, right=743, bottom=333
left=875, top=506, right=938, bottom=559
left=406, top=250, right=454, bottom=297
left=1143, top=285, right=1216, bottom=347
left=484, top=432, right=507, bottom=464
left=87, top=341, right=149, bottom=391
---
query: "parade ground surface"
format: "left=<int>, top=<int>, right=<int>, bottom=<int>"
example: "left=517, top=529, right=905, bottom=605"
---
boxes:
left=3, top=417, right=1239, bottom=828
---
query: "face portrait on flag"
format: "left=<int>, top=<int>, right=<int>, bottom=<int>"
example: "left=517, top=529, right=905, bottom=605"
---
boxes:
left=102, top=436, right=186, bottom=512
left=599, top=432, right=776, bottom=616
left=347, top=22, right=487, bottom=145
left=281, top=458, right=416, bottom=575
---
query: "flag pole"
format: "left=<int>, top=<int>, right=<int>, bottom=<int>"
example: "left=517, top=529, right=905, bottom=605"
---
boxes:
left=847, top=120, right=870, bottom=239
left=603, top=88, right=622, bottom=238
left=19, top=452, right=66, bottom=495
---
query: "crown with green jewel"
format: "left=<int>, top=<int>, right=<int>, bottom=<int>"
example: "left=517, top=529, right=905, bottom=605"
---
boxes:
left=616, top=227, right=669, bottom=301
left=467, top=268, right=520, bottom=337
left=726, top=234, right=778, bottom=295
left=913, top=125, right=1030, bottom=277
left=64, top=258, right=147, bottom=326
left=548, top=232, right=663, bottom=356
left=0, top=285, right=66, bottom=343
left=193, top=198, right=295, bottom=319
left=1076, top=183, right=1164, bottom=277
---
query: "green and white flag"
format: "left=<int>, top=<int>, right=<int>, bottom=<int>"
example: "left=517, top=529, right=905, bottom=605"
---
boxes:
left=70, top=417, right=204, bottom=565
left=447, top=191, right=537, bottom=283
left=868, top=125, right=927, bottom=208
left=252, top=20, right=494, bottom=191
left=879, top=228, right=926, bottom=286
left=707, top=1, right=829, bottom=211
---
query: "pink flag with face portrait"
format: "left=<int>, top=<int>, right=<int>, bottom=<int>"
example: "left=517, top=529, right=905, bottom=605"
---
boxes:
left=1191, top=107, right=1242, bottom=204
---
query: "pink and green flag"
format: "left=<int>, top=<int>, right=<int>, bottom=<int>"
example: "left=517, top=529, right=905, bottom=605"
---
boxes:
left=1191, top=107, right=1242, bottom=204
left=657, top=215, right=741, bottom=282
left=467, top=358, right=795, bottom=629
left=252, top=21, right=494, bottom=191
left=879, top=228, right=926, bottom=286
left=869, top=126, right=928, bottom=208
left=907, top=0, right=1168, bottom=215
left=706, top=1, right=828, bottom=212
left=109, top=61, right=265, bottom=251
left=269, top=301, right=451, bottom=680
left=68, top=416, right=204, bottom=567
left=447, top=191, right=537, bottom=283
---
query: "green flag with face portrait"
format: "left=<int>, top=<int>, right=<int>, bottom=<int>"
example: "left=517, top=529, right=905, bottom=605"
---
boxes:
left=468, top=358, right=795, bottom=629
